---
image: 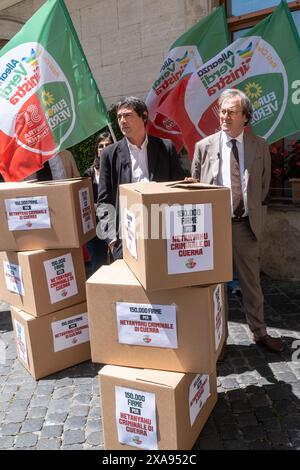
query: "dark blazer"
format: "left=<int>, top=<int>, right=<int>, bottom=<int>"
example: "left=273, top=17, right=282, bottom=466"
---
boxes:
left=97, top=134, right=184, bottom=258
left=84, top=165, right=99, bottom=203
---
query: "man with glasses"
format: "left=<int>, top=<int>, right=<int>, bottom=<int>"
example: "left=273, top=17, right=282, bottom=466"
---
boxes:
left=192, top=88, right=284, bottom=354
left=97, top=96, right=184, bottom=260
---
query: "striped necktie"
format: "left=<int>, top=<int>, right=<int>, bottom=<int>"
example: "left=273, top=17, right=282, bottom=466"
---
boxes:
left=230, top=139, right=244, bottom=218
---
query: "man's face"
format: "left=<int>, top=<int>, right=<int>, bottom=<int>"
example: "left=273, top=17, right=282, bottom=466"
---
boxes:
left=219, top=96, right=247, bottom=138
left=117, top=106, right=145, bottom=140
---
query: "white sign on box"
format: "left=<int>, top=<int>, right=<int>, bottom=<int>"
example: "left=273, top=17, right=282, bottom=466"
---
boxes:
left=78, top=187, right=94, bottom=234
left=165, top=203, right=214, bottom=274
left=189, top=374, right=210, bottom=426
left=116, top=301, right=178, bottom=348
left=124, top=208, right=137, bottom=259
left=5, top=196, right=51, bottom=231
left=51, top=313, right=89, bottom=352
left=14, top=319, right=29, bottom=366
left=115, top=385, right=157, bottom=450
left=213, top=284, right=223, bottom=351
left=3, top=261, right=25, bottom=295
left=43, top=253, right=78, bottom=304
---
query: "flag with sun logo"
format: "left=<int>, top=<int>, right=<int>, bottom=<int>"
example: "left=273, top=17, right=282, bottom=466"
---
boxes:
left=158, top=1, right=300, bottom=158
left=145, top=6, right=229, bottom=151
left=0, top=0, right=109, bottom=181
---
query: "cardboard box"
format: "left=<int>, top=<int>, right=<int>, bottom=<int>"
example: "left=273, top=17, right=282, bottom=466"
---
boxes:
left=0, top=178, right=96, bottom=251
left=99, top=365, right=217, bottom=450
left=11, top=302, right=91, bottom=379
left=119, top=181, right=232, bottom=290
left=87, top=260, right=225, bottom=373
left=0, top=248, right=86, bottom=316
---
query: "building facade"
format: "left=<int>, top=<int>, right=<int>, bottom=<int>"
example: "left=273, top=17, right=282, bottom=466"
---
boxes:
left=0, top=0, right=218, bottom=107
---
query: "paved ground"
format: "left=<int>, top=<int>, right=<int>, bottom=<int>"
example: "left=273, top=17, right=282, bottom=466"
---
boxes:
left=0, top=275, right=300, bottom=451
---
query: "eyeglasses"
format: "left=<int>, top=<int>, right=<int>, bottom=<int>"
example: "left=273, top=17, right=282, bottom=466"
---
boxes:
left=219, top=109, right=243, bottom=117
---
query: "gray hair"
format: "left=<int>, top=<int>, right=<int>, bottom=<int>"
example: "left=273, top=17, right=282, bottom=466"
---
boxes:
left=218, top=88, right=253, bottom=125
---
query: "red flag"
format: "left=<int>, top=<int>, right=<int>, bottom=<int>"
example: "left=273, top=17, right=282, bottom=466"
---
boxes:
left=146, top=111, right=183, bottom=152
left=158, top=74, right=219, bottom=158
left=0, top=0, right=109, bottom=181
left=0, top=93, right=56, bottom=181
left=145, top=6, right=229, bottom=151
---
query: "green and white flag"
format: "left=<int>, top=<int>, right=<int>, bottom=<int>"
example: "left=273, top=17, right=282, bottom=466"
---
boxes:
left=240, top=1, right=300, bottom=142
left=145, top=6, right=229, bottom=149
left=0, top=0, right=110, bottom=181
left=159, top=1, right=300, bottom=157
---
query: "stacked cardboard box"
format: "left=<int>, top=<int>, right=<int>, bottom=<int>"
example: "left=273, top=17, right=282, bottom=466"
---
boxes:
left=88, top=260, right=225, bottom=373
left=0, top=179, right=96, bottom=251
left=100, top=365, right=217, bottom=450
left=10, top=301, right=90, bottom=380
left=87, top=181, right=232, bottom=450
left=0, top=178, right=96, bottom=379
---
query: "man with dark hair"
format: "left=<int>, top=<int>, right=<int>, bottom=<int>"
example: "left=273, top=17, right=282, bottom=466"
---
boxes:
left=97, top=96, right=184, bottom=260
left=192, top=88, right=284, bottom=354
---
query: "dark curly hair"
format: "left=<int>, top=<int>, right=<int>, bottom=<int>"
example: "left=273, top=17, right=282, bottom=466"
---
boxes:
left=116, top=96, right=148, bottom=125
left=93, top=131, right=113, bottom=169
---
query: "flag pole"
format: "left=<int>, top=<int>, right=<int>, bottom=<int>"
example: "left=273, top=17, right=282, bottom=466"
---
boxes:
left=108, top=123, right=117, bottom=143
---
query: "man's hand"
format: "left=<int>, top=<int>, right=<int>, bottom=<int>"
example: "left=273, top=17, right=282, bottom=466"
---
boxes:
left=184, top=177, right=200, bottom=183
left=109, top=239, right=116, bottom=254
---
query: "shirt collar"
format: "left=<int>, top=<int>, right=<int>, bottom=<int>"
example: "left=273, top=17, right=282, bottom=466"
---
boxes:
left=126, top=134, right=148, bottom=151
left=222, top=130, right=244, bottom=145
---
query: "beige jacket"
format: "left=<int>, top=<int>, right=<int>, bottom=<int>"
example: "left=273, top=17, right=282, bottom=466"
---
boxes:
left=191, top=131, right=271, bottom=241
left=59, top=150, right=80, bottom=178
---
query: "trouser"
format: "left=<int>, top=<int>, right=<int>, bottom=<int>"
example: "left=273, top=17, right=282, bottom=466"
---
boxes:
left=232, top=219, right=266, bottom=339
left=87, top=236, right=109, bottom=274
left=113, top=238, right=123, bottom=260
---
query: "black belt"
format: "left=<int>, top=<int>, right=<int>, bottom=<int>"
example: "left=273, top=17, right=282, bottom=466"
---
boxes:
left=232, top=216, right=249, bottom=223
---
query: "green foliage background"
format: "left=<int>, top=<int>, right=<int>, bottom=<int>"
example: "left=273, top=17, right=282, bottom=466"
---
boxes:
left=69, top=105, right=122, bottom=175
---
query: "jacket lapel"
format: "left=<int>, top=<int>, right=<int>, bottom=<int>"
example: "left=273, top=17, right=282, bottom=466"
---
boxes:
left=244, top=132, right=257, bottom=174
left=118, top=138, right=132, bottom=183
left=209, top=132, right=221, bottom=184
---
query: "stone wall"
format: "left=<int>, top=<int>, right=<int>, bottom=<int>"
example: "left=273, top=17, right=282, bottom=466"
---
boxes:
left=0, top=0, right=216, bottom=107
left=260, top=206, right=300, bottom=280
